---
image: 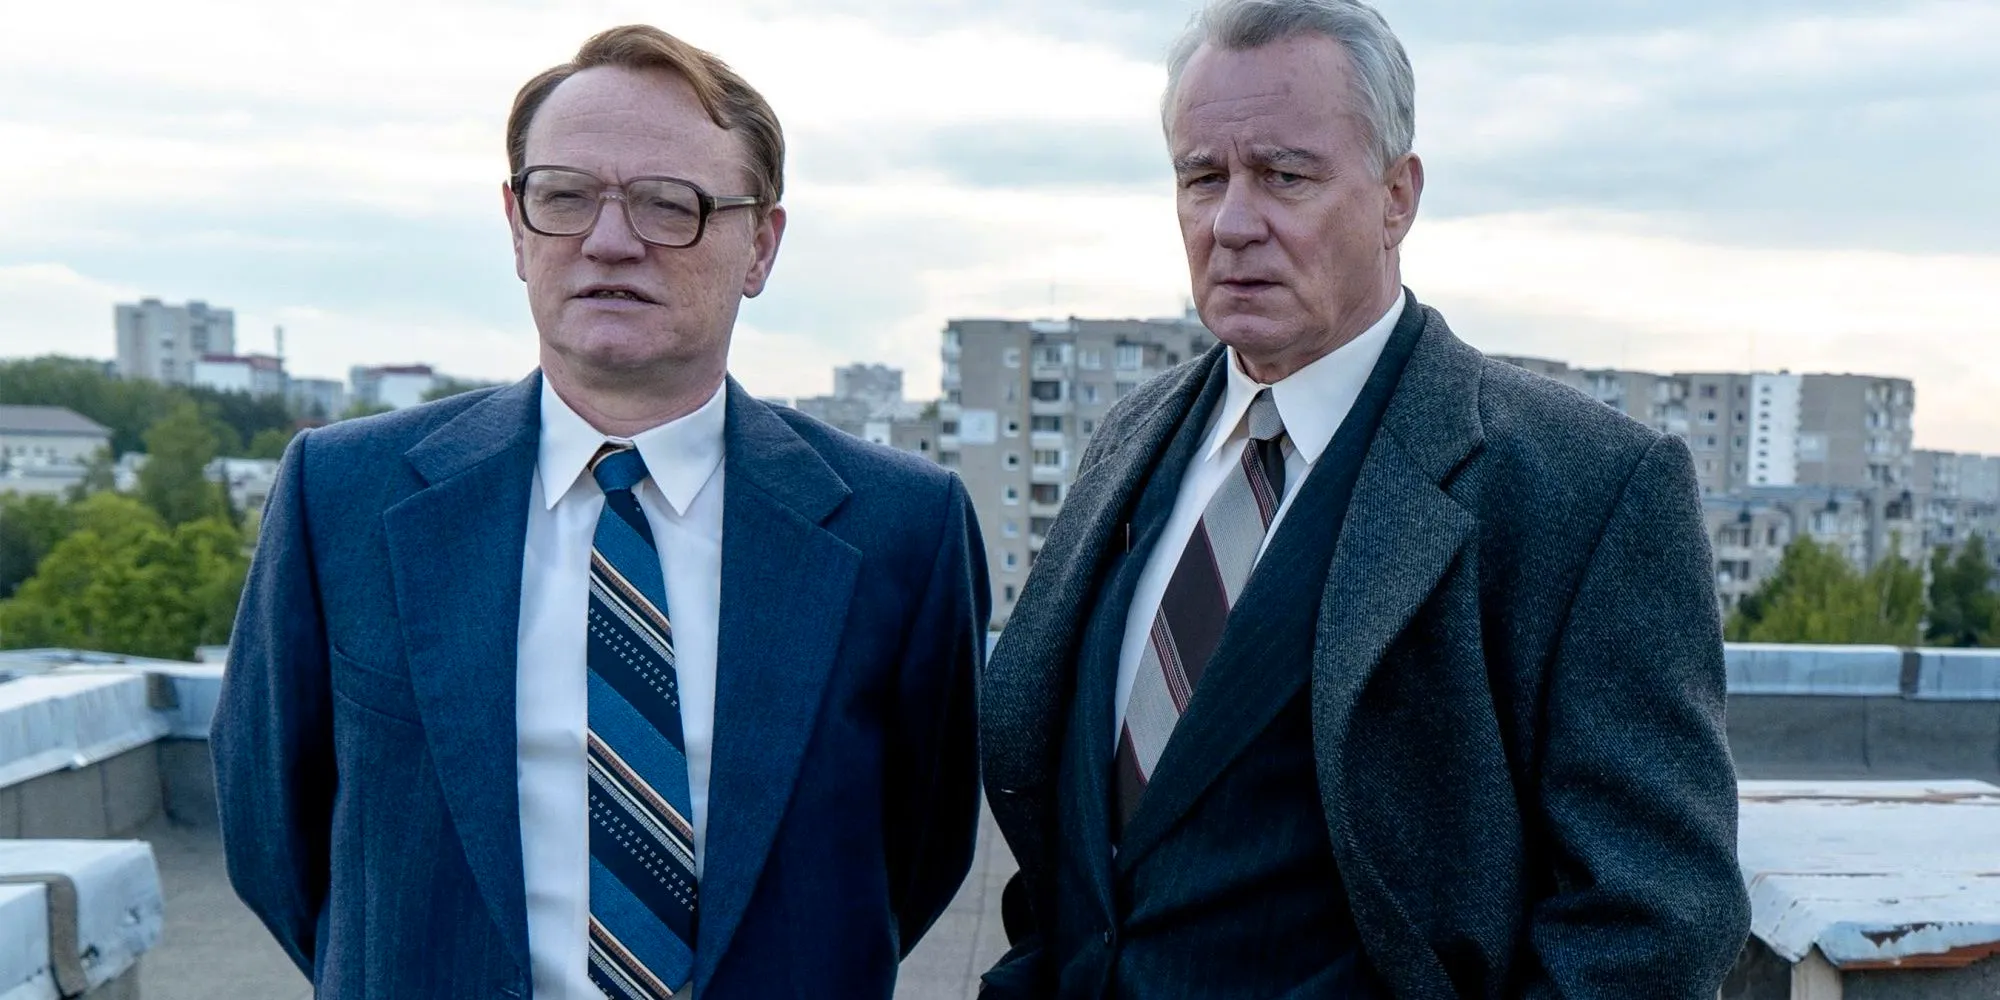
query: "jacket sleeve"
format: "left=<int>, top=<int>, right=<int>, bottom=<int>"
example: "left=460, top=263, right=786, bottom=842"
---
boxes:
left=885, top=473, right=992, bottom=954
left=210, top=429, right=335, bottom=978
left=1523, top=435, right=1750, bottom=997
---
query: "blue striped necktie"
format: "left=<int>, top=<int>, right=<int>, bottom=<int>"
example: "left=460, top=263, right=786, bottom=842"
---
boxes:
left=585, top=444, right=699, bottom=998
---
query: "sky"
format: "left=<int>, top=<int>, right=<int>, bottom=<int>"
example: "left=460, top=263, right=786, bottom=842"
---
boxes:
left=1, top=0, right=1995, bottom=451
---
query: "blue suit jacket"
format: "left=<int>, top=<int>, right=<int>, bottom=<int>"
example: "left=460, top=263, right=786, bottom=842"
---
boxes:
left=212, top=373, right=990, bottom=998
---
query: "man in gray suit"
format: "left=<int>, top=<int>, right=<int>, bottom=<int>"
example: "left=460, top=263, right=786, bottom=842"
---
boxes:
left=979, top=0, right=1750, bottom=996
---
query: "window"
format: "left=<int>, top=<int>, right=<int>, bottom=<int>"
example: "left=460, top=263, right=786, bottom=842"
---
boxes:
left=1003, top=584, right=1018, bottom=603
left=1003, top=486, right=1020, bottom=505
left=1003, top=551, right=1019, bottom=571
left=1703, top=411, right=1718, bottom=424
left=1031, top=415, right=1063, bottom=432
left=1030, top=517, right=1056, bottom=536
left=1700, top=385, right=1718, bottom=399
left=1030, top=483, right=1060, bottom=504
left=1037, top=346, right=1066, bottom=366
left=1004, top=452, right=1021, bottom=470
left=1004, top=348, right=1022, bottom=369
left=1003, top=519, right=1020, bottom=538
left=1733, top=436, right=1745, bottom=449
left=1080, top=383, right=1101, bottom=405
left=941, top=420, right=959, bottom=435
left=1030, top=380, right=1064, bottom=402
left=946, top=388, right=962, bottom=405
left=1081, top=418, right=1095, bottom=434
left=1004, top=382, right=1019, bottom=403
left=1115, top=381, right=1138, bottom=398
left=1116, top=344, right=1144, bottom=370
left=1004, top=418, right=1020, bottom=437
left=1032, top=449, right=1063, bottom=468
left=939, top=451, right=960, bottom=467
left=943, top=329, right=961, bottom=350
left=1704, top=436, right=1718, bottom=448
left=1079, top=348, right=1104, bottom=370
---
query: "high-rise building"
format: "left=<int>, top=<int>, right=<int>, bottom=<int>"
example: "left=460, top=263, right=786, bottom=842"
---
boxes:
left=286, top=378, right=349, bottom=421
left=1795, top=374, right=1916, bottom=492
left=832, top=364, right=904, bottom=410
left=941, top=312, right=1216, bottom=624
left=114, top=298, right=236, bottom=385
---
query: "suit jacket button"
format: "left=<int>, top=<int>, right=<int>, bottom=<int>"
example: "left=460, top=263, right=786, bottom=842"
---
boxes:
left=1101, top=928, right=1115, bottom=946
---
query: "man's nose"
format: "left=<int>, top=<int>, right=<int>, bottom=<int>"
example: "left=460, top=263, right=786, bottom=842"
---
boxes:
left=1211, top=178, right=1269, bottom=250
left=581, top=197, right=646, bottom=263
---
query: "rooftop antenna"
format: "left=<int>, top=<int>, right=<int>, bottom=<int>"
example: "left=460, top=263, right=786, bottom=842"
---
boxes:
left=274, top=325, right=286, bottom=362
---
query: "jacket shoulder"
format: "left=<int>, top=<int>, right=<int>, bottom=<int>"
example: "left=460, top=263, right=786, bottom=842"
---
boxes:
left=299, top=386, right=508, bottom=462
left=1470, top=356, right=1667, bottom=481
left=769, top=405, right=959, bottom=500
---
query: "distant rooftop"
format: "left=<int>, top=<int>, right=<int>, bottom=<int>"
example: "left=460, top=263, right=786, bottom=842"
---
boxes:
left=0, top=404, right=111, bottom=437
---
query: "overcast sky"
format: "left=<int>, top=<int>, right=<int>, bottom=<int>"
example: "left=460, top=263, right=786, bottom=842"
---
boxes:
left=1, top=0, right=1995, bottom=450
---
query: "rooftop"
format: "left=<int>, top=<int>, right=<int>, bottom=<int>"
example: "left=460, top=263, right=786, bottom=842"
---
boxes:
left=0, top=405, right=111, bottom=438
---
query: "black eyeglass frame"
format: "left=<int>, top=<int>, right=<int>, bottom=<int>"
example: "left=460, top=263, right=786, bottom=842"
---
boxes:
left=509, top=165, right=764, bottom=249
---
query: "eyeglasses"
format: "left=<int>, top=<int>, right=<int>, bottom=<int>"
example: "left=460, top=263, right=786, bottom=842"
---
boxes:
left=509, top=165, right=762, bottom=249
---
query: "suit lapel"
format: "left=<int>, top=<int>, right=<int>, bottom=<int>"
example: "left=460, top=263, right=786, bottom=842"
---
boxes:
left=1063, top=358, right=1231, bottom=911
left=1311, top=306, right=1485, bottom=806
left=980, top=352, right=1222, bottom=876
left=1116, top=294, right=1436, bottom=870
left=381, top=373, right=541, bottom=979
left=693, top=381, right=860, bottom=992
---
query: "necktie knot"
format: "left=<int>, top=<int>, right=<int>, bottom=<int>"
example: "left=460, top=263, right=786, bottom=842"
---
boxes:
left=591, top=443, right=650, bottom=494
left=1245, top=390, right=1285, bottom=443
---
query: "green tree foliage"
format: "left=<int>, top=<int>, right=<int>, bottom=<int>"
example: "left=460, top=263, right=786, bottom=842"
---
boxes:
left=0, top=493, right=76, bottom=599
left=0, top=494, right=246, bottom=660
left=1728, top=536, right=1926, bottom=645
left=0, top=355, right=295, bottom=456
left=340, top=400, right=393, bottom=420
left=421, top=376, right=500, bottom=402
left=66, top=447, right=119, bottom=501
left=246, top=427, right=298, bottom=460
left=137, top=402, right=231, bottom=527
left=1926, top=535, right=1998, bottom=647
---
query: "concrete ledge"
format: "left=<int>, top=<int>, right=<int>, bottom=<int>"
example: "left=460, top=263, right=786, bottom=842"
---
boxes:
left=1739, top=781, right=2000, bottom=973
left=1726, top=644, right=1907, bottom=696
left=0, top=883, right=52, bottom=1000
left=0, top=675, right=168, bottom=790
left=0, top=840, right=162, bottom=998
left=0, top=744, right=163, bottom=840
left=1912, top=649, right=2000, bottom=701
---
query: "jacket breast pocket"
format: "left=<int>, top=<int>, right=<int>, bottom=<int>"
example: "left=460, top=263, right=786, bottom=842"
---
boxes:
left=330, top=646, right=424, bottom=726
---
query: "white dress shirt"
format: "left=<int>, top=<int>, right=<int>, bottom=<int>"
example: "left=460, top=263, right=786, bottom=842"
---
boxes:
left=517, top=377, right=727, bottom=1000
left=1113, top=296, right=1405, bottom=742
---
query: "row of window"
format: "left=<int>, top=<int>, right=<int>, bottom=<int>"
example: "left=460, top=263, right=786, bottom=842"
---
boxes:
left=1002, top=344, right=1149, bottom=371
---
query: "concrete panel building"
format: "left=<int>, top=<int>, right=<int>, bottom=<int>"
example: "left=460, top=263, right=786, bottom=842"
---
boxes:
left=349, top=364, right=437, bottom=411
left=1795, top=374, right=1915, bottom=492
left=114, top=298, right=235, bottom=386
left=285, top=377, right=349, bottom=421
left=941, top=312, right=1215, bottom=624
left=192, top=354, right=287, bottom=398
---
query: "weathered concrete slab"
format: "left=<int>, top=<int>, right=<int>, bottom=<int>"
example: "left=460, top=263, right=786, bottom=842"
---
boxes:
left=1912, top=649, right=2000, bottom=702
left=0, top=882, right=54, bottom=1000
left=0, top=840, right=163, bottom=996
left=0, top=674, right=167, bottom=790
left=1739, top=780, right=2000, bottom=969
left=1726, top=644, right=1906, bottom=696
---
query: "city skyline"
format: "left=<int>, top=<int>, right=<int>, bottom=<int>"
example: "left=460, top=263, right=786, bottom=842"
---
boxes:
left=2, top=0, right=1996, bottom=450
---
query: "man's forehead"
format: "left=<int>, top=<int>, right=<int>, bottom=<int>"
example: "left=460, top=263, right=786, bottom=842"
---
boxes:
left=524, top=66, right=746, bottom=176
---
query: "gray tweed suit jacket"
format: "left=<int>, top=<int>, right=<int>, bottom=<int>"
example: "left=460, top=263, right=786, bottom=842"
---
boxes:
left=980, top=296, right=1751, bottom=998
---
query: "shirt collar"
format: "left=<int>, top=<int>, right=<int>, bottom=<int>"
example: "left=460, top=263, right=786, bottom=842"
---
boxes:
left=1206, top=293, right=1405, bottom=465
left=537, top=376, right=728, bottom=515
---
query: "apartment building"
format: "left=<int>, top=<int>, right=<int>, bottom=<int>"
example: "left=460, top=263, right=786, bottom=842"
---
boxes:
left=114, top=299, right=236, bottom=386
left=941, top=312, right=1216, bottom=624
left=192, top=353, right=287, bottom=398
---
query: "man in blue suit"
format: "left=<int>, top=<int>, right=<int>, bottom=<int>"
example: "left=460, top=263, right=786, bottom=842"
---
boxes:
left=212, top=25, right=989, bottom=999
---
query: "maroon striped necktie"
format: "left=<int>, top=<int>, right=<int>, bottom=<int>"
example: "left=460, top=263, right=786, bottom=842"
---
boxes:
left=1115, top=389, right=1287, bottom=831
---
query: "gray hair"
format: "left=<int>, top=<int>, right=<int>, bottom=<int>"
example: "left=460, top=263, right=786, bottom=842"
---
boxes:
left=1163, top=0, right=1416, bottom=172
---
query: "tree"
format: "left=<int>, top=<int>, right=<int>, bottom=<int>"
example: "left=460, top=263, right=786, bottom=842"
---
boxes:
left=0, top=356, right=295, bottom=457
left=0, top=493, right=75, bottom=599
left=246, top=427, right=298, bottom=460
left=340, top=400, right=393, bottom=420
left=0, top=494, right=246, bottom=660
left=1728, top=536, right=1926, bottom=645
left=65, top=447, right=119, bottom=501
left=422, top=377, right=499, bottom=402
left=1927, top=536, right=1998, bottom=647
left=137, top=402, right=231, bottom=527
